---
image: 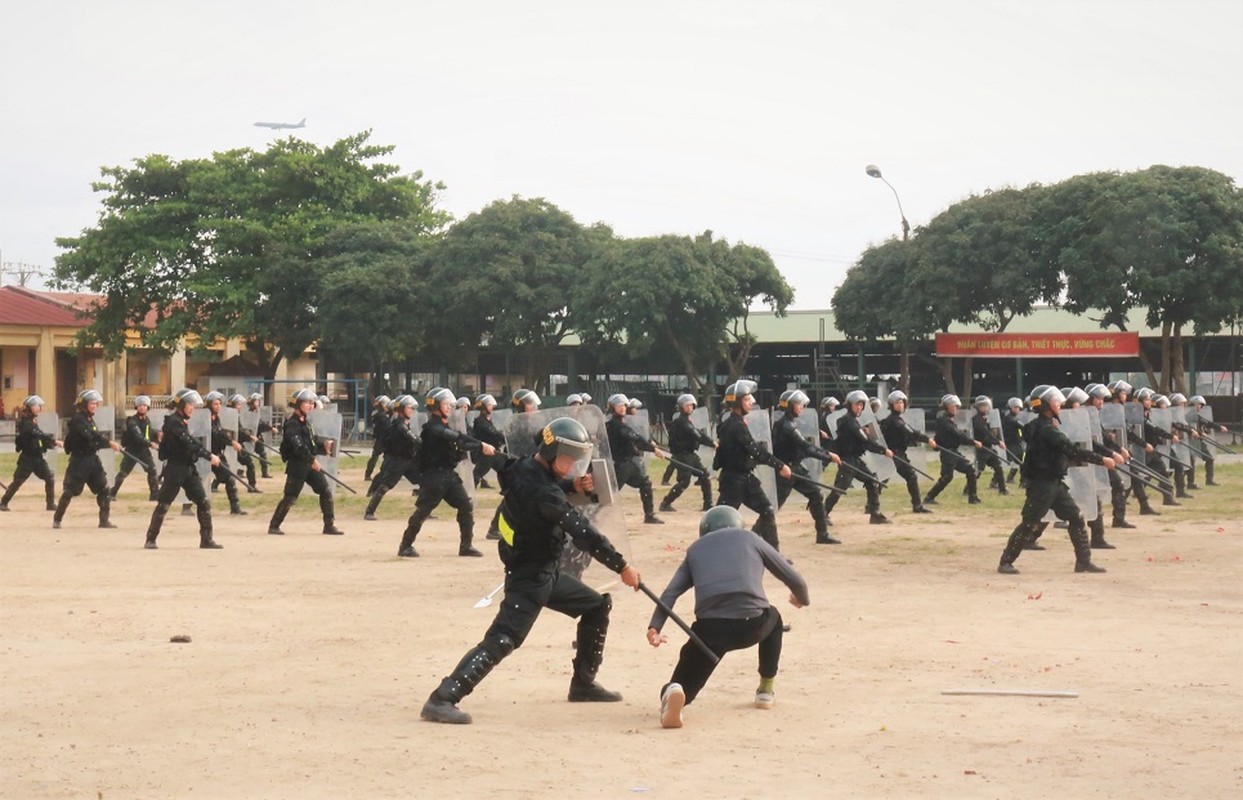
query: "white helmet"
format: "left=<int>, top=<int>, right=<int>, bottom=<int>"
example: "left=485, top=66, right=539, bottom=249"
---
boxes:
left=134, top=395, right=152, bottom=409
left=886, top=390, right=908, bottom=407
left=676, top=393, right=696, bottom=410
left=1007, top=397, right=1023, bottom=411
left=845, top=389, right=868, bottom=406
left=565, top=393, right=583, bottom=406
left=941, top=394, right=962, bottom=409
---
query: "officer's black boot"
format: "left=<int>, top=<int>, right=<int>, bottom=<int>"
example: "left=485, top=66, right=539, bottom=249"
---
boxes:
left=145, top=502, right=171, bottom=549
left=569, top=595, right=623, bottom=702
left=98, top=494, right=117, bottom=529
left=364, top=487, right=386, bottom=520
left=421, top=638, right=512, bottom=725
left=1006, top=467, right=1018, bottom=485
left=1205, top=459, right=1217, bottom=486
left=109, top=472, right=125, bottom=501
left=659, top=484, right=683, bottom=513
left=260, top=458, right=271, bottom=480
left=399, top=507, right=429, bottom=556
left=458, top=507, right=481, bottom=556
left=320, top=493, right=344, bottom=535
left=52, top=493, right=71, bottom=527
left=752, top=511, right=780, bottom=551
left=908, top=480, right=930, bottom=513
left=227, top=483, right=246, bottom=515
left=640, top=483, right=663, bottom=524
left=1023, top=521, right=1048, bottom=550
left=812, top=498, right=839, bottom=544
left=268, top=495, right=295, bottom=535
left=0, top=481, right=16, bottom=510
left=1070, top=517, right=1105, bottom=572
left=700, top=479, right=714, bottom=512
left=199, top=502, right=222, bottom=549
left=245, top=462, right=259, bottom=493
left=998, top=522, right=1032, bottom=574
left=923, top=476, right=949, bottom=506
left=1089, top=516, right=1114, bottom=549
left=145, top=467, right=160, bottom=501
left=966, top=471, right=982, bottom=504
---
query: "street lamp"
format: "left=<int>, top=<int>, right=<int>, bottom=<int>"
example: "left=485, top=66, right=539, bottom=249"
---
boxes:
left=865, top=164, right=910, bottom=241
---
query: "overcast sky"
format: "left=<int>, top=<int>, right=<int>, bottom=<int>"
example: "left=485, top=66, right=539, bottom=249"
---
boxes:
left=2, top=0, right=1240, bottom=308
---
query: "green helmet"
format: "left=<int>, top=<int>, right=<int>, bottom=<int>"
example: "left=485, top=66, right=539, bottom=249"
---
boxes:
left=699, top=505, right=744, bottom=537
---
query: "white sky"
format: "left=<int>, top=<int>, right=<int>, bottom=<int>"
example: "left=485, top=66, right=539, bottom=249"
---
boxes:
left=2, top=0, right=1240, bottom=308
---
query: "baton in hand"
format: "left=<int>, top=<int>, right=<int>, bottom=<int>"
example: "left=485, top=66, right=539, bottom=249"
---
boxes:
left=1199, top=436, right=1237, bottom=455
left=319, top=467, right=358, bottom=494
left=891, top=453, right=934, bottom=481
left=831, top=458, right=885, bottom=487
left=788, top=470, right=848, bottom=495
left=638, top=582, right=719, bottom=666
left=665, top=457, right=707, bottom=478
left=119, top=449, right=155, bottom=474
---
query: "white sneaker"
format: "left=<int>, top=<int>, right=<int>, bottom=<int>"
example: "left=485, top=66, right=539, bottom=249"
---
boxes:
left=754, top=689, right=775, bottom=710
left=660, top=683, right=685, bottom=728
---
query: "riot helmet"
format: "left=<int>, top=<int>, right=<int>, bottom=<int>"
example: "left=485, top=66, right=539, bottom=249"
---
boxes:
left=1168, top=393, right=1187, bottom=406
left=1188, top=395, right=1206, bottom=406
left=1027, top=384, right=1065, bottom=410
left=1134, top=387, right=1156, bottom=403
left=248, top=392, right=263, bottom=404
left=174, top=388, right=205, bottom=409
left=724, top=380, right=757, bottom=409
left=227, top=393, right=246, bottom=408
left=887, top=390, right=908, bottom=408
left=1007, top=397, right=1023, bottom=411
left=24, top=395, right=46, bottom=409
left=820, top=396, right=839, bottom=411
left=1064, top=387, right=1089, bottom=407
left=845, top=389, right=868, bottom=407
left=475, top=393, right=497, bottom=410
left=1085, top=383, right=1111, bottom=401
left=606, top=393, right=629, bottom=414
left=425, top=387, right=455, bottom=410
left=289, top=388, right=317, bottom=408
left=676, top=393, right=697, bottom=411
left=1154, top=394, right=1170, bottom=408
left=76, top=389, right=103, bottom=408
left=628, top=398, right=643, bottom=411
left=373, top=395, right=391, bottom=409
left=134, top=395, right=152, bottom=410
left=538, top=417, right=594, bottom=478
left=973, top=395, right=992, bottom=411
left=941, top=394, right=962, bottom=410
left=512, top=389, right=541, bottom=411
left=203, top=391, right=225, bottom=406
left=699, top=505, right=744, bottom=537
left=565, top=393, right=583, bottom=406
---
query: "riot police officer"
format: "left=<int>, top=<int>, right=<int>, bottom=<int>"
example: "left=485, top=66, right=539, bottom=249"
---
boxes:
left=144, top=389, right=223, bottom=550
left=659, top=394, right=716, bottom=514
left=772, top=389, right=840, bottom=543
left=1001, top=397, right=1025, bottom=485
left=922, top=394, right=982, bottom=506
left=228, top=393, right=263, bottom=492
left=0, top=395, right=61, bottom=512
left=471, top=394, right=507, bottom=489
left=878, top=390, right=933, bottom=514
left=363, top=394, right=392, bottom=482
left=246, top=392, right=274, bottom=479
left=971, top=396, right=1009, bottom=495
left=267, top=388, right=344, bottom=536
left=110, top=395, right=160, bottom=501
left=52, top=389, right=122, bottom=529
left=363, top=395, right=421, bottom=520
left=605, top=393, right=667, bottom=524
left=822, top=390, right=893, bottom=525
left=713, top=380, right=791, bottom=551
left=202, top=391, right=249, bottom=515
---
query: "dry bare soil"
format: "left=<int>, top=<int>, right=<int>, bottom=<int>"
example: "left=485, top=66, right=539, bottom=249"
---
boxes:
left=2, top=457, right=1241, bottom=799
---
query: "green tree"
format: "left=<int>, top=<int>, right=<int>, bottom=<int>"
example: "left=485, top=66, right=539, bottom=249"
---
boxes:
left=53, top=132, right=448, bottom=390
left=424, top=197, right=603, bottom=391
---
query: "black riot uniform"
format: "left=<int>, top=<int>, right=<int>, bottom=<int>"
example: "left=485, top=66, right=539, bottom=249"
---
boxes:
left=1141, top=406, right=1178, bottom=506
left=267, top=406, right=343, bottom=536
left=364, top=404, right=391, bottom=482
left=972, top=410, right=1009, bottom=494
left=364, top=414, right=421, bottom=519
left=111, top=412, right=160, bottom=500
left=879, top=411, right=931, bottom=512
left=821, top=408, right=889, bottom=523
left=923, top=410, right=980, bottom=505
left=659, top=410, right=715, bottom=513
left=997, top=390, right=1109, bottom=574
left=714, top=413, right=787, bottom=551
left=248, top=402, right=274, bottom=479
left=471, top=410, right=507, bottom=488
left=606, top=413, right=663, bottom=523
left=1, top=413, right=57, bottom=511
left=397, top=411, right=486, bottom=557
left=1001, top=408, right=1025, bottom=485
left=145, top=406, right=221, bottom=549
left=771, top=409, right=835, bottom=542
left=52, top=407, right=116, bottom=529
left=420, top=451, right=632, bottom=725
left=209, top=411, right=247, bottom=515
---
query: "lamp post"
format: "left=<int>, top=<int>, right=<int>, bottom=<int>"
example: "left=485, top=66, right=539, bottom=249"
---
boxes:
left=865, top=164, right=912, bottom=394
left=865, top=164, right=910, bottom=241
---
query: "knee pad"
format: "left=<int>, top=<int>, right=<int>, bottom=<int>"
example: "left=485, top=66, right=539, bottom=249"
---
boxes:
left=581, top=593, right=613, bottom=628
left=485, top=633, right=517, bottom=660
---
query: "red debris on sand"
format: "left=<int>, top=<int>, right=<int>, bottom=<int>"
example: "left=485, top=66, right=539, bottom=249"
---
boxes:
left=1026, top=591, right=1043, bottom=601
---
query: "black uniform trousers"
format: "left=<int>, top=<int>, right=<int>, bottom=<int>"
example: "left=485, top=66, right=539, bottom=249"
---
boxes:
left=114, top=447, right=159, bottom=497
left=822, top=456, right=881, bottom=514
left=2, top=454, right=56, bottom=507
left=663, top=607, right=784, bottom=706
left=893, top=452, right=924, bottom=508
left=403, top=467, right=473, bottom=545
left=717, top=469, right=774, bottom=517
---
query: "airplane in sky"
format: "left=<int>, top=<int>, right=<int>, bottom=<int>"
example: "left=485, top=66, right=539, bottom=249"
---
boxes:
left=254, top=118, right=306, bottom=130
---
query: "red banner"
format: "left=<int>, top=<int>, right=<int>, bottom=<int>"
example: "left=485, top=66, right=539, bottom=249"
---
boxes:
left=935, top=332, right=1140, bottom=358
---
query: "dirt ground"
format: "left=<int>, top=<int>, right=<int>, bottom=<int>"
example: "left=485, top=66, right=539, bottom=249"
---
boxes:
left=2, top=457, right=1240, bottom=799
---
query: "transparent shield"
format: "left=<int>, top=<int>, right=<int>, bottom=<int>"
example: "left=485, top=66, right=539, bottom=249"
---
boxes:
left=239, top=408, right=260, bottom=457
left=1044, top=465, right=1097, bottom=523
left=1148, top=408, right=1173, bottom=459
left=147, top=409, right=167, bottom=483
left=986, top=407, right=1007, bottom=463
left=689, top=407, right=717, bottom=473
left=902, top=408, right=929, bottom=472
left=744, top=409, right=779, bottom=510
left=448, top=408, right=475, bottom=504
left=1097, top=404, right=1130, bottom=489
left=1058, top=408, right=1091, bottom=447
left=94, top=405, right=117, bottom=484
left=858, top=409, right=896, bottom=481
left=792, top=407, right=822, bottom=478
left=1086, top=408, right=1111, bottom=504
left=621, top=408, right=653, bottom=464
left=307, top=409, right=343, bottom=497
left=217, top=407, right=242, bottom=478
left=177, top=409, right=213, bottom=504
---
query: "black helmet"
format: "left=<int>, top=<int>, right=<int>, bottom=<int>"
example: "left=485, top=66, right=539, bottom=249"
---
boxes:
left=512, top=388, right=541, bottom=411
left=699, top=505, right=744, bottom=537
left=538, top=417, right=594, bottom=477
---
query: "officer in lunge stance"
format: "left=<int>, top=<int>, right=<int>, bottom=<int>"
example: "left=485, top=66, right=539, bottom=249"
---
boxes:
left=227, top=394, right=263, bottom=492
left=714, top=380, right=791, bottom=552
left=203, top=391, right=249, bottom=516
left=109, top=395, right=160, bottom=501
left=144, top=389, right=223, bottom=550
left=1001, top=397, right=1025, bottom=486
left=971, top=396, right=1009, bottom=495
left=771, top=389, right=841, bottom=544
left=267, top=388, right=345, bottom=536
left=363, top=395, right=392, bottom=482
left=397, top=388, right=496, bottom=558
left=822, top=389, right=893, bottom=525
left=245, top=393, right=274, bottom=479
left=659, top=394, right=716, bottom=514
left=363, top=394, right=421, bottom=520
left=923, top=394, right=981, bottom=506
left=0, top=395, right=61, bottom=512
left=878, top=390, right=934, bottom=514
left=52, top=390, right=122, bottom=529
left=606, top=393, right=667, bottom=524
left=420, top=417, right=641, bottom=725
left=996, top=385, right=1114, bottom=575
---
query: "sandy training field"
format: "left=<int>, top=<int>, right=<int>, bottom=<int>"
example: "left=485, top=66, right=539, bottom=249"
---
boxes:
left=2, top=457, right=1240, bottom=799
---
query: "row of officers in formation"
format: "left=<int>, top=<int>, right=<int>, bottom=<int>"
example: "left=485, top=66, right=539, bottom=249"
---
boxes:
left=2, top=380, right=1231, bottom=573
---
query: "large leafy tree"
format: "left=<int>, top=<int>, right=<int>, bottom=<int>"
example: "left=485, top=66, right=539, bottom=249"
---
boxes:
left=424, top=197, right=603, bottom=391
left=53, top=132, right=448, bottom=385
left=575, top=231, right=793, bottom=396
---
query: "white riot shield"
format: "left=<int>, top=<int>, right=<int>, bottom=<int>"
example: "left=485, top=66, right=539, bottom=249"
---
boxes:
left=953, top=408, right=975, bottom=462
left=1044, top=408, right=1095, bottom=523
left=689, top=406, right=717, bottom=474
left=217, top=407, right=242, bottom=481
left=792, top=408, right=823, bottom=478
left=307, top=409, right=343, bottom=497
left=1098, top=404, right=1130, bottom=489
left=902, top=408, right=930, bottom=472
left=744, top=408, right=779, bottom=510
left=449, top=407, right=476, bottom=504
left=94, top=406, right=118, bottom=484
left=986, top=408, right=1007, bottom=463
left=500, top=406, right=626, bottom=589
left=36, top=411, right=62, bottom=478
left=239, top=407, right=260, bottom=458
left=1198, top=406, right=1220, bottom=458
left=1123, top=403, right=1150, bottom=467
left=621, top=409, right=653, bottom=464
left=1087, top=407, right=1111, bottom=506
left=1170, top=407, right=1195, bottom=465
left=1017, top=410, right=1036, bottom=427
left=1148, top=408, right=1173, bottom=461
left=859, top=409, right=896, bottom=481
left=176, top=410, right=212, bottom=505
